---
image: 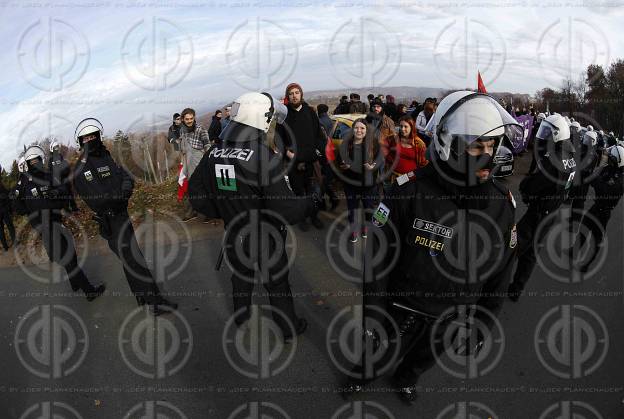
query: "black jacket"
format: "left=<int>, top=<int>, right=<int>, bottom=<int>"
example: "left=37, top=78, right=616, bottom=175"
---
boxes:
left=168, top=124, right=181, bottom=143
left=369, top=162, right=516, bottom=326
left=208, top=116, right=222, bottom=141
left=72, top=147, right=134, bottom=215
left=520, top=141, right=577, bottom=213
left=277, top=102, right=325, bottom=164
left=188, top=122, right=308, bottom=229
left=0, top=182, right=13, bottom=213
left=13, top=169, right=70, bottom=226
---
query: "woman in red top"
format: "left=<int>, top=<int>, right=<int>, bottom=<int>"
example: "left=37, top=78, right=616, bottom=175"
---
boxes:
left=385, top=116, right=428, bottom=182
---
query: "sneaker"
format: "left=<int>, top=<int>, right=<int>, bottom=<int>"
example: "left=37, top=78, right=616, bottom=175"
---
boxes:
left=361, top=227, right=368, bottom=239
left=311, top=217, right=324, bottom=230
left=84, top=284, right=106, bottom=302
left=350, top=232, right=358, bottom=243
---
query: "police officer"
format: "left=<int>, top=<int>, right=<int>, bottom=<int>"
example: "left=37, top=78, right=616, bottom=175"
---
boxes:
left=573, top=145, right=624, bottom=271
left=344, top=91, right=520, bottom=404
left=13, top=145, right=104, bottom=300
left=528, top=112, right=548, bottom=174
left=567, top=130, right=599, bottom=246
left=71, top=119, right=176, bottom=315
left=508, top=114, right=577, bottom=301
left=49, top=141, right=79, bottom=212
left=188, top=92, right=309, bottom=340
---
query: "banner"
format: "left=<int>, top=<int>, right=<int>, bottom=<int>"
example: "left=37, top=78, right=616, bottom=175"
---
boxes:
left=511, top=114, right=534, bottom=154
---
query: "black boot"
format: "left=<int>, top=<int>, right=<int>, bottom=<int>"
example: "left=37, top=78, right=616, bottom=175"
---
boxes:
left=507, top=282, right=523, bottom=302
left=148, top=297, right=178, bottom=316
left=84, top=284, right=106, bottom=302
left=283, top=318, right=307, bottom=342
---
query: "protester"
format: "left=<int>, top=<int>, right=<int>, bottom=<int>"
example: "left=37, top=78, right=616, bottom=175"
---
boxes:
left=168, top=113, right=182, bottom=151
left=337, top=119, right=384, bottom=242
left=208, top=109, right=223, bottom=140
left=367, top=98, right=395, bottom=139
left=333, top=95, right=350, bottom=115
left=179, top=107, right=211, bottom=222
left=384, top=116, right=428, bottom=183
left=317, top=104, right=334, bottom=136
left=348, top=93, right=368, bottom=114
left=277, top=82, right=326, bottom=230
left=384, top=95, right=398, bottom=122
left=221, top=105, right=232, bottom=134
left=395, top=104, right=409, bottom=122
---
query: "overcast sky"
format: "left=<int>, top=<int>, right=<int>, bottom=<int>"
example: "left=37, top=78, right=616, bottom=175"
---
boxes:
left=0, top=0, right=622, bottom=167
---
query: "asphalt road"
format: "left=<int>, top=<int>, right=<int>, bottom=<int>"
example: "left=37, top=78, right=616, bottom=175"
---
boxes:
left=1, top=153, right=623, bottom=419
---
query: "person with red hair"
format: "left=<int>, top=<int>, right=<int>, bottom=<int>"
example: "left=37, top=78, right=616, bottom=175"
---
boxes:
left=384, top=116, right=428, bottom=183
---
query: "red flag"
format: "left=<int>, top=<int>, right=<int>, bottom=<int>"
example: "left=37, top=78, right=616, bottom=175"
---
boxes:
left=477, top=71, right=487, bottom=93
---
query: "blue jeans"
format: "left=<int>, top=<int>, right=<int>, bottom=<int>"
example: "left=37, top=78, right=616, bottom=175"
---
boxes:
left=343, top=184, right=378, bottom=231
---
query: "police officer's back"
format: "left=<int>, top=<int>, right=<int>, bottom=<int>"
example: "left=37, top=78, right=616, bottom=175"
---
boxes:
left=188, top=92, right=308, bottom=339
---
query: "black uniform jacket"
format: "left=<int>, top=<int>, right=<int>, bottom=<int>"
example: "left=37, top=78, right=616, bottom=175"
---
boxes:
left=188, top=124, right=308, bottom=229
left=370, top=163, right=517, bottom=326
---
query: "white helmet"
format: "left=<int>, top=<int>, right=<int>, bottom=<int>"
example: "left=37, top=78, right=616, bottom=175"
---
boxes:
left=536, top=114, right=570, bottom=143
left=570, top=121, right=581, bottom=130
left=24, top=145, right=46, bottom=164
left=587, top=125, right=594, bottom=131
left=609, top=145, right=624, bottom=167
left=17, top=156, right=26, bottom=173
left=49, top=141, right=60, bottom=153
left=230, top=92, right=287, bottom=133
left=429, top=91, right=522, bottom=162
left=582, top=130, right=598, bottom=147
left=75, top=118, right=104, bottom=147
left=537, top=112, right=546, bottom=120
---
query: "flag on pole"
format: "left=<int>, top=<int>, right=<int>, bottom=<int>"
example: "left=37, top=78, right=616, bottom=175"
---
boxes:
left=477, top=71, right=487, bottom=93
left=177, top=161, right=188, bottom=202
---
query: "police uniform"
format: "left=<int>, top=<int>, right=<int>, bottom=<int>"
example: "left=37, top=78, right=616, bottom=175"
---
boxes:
left=356, top=161, right=516, bottom=389
left=13, top=167, right=94, bottom=292
left=189, top=122, right=309, bottom=334
left=511, top=140, right=576, bottom=293
left=576, top=161, right=624, bottom=270
left=567, top=139, right=598, bottom=239
left=49, top=149, right=79, bottom=211
left=72, top=145, right=162, bottom=305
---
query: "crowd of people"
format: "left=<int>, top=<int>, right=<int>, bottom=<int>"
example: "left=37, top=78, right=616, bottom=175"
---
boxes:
left=0, top=82, right=622, bottom=407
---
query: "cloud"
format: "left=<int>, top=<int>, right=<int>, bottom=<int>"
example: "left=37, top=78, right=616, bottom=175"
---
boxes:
left=0, top=3, right=623, bottom=166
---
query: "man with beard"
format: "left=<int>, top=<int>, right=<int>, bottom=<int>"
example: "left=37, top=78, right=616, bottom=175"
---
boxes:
left=277, top=83, right=326, bottom=231
left=342, top=91, right=520, bottom=405
left=179, top=107, right=211, bottom=221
